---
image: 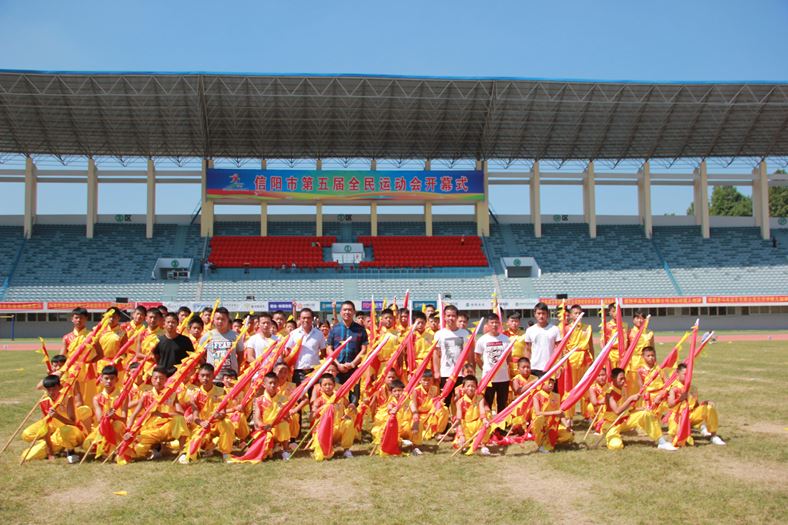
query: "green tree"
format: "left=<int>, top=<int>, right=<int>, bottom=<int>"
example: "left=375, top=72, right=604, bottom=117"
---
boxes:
left=771, top=170, right=788, bottom=217
left=709, top=185, right=752, bottom=216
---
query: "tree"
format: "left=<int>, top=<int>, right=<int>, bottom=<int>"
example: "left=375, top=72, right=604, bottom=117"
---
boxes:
left=771, top=170, right=788, bottom=217
left=686, top=185, right=752, bottom=216
left=709, top=185, right=752, bottom=216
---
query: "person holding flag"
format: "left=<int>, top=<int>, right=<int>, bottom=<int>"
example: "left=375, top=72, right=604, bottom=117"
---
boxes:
left=474, top=313, right=510, bottom=416
left=286, top=308, right=327, bottom=387
left=523, top=302, right=561, bottom=377
left=432, top=305, right=471, bottom=406
left=667, top=363, right=725, bottom=446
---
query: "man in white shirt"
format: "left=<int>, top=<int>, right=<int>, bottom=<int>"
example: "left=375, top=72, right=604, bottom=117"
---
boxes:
left=243, top=313, right=279, bottom=365
left=432, top=305, right=471, bottom=406
left=474, top=313, right=510, bottom=414
left=523, top=302, right=562, bottom=377
left=286, top=308, right=326, bottom=386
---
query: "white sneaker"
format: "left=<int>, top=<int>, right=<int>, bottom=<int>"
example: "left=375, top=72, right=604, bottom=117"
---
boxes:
left=342, top=449, right=353, bottom=458
left=66, top=454, right=80, bottom=464
left=700, top=424, right=711, bottom=437
left=281, top=451, right=292, bottom=460
left=479, top=446, right=491, bottom=456
left=710, top=436, right=726, bottom=446
left=537, top=446, right=551, bottom=454
left=147, top=449, right=162, bottom=460
left=177, top=454, right=189, bottom=465
left=657, top=441, right=678, bottom=451
left=401, top=439, right=413, bottom=448
left=222, top=454, right=231, bottom=462
left=411, top=447, right=422, bottom=456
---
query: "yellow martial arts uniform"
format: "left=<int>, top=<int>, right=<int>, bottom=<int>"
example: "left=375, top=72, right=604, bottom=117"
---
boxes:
left=186, top=384, right=234, bottom=455
left=638, top=364, right=668, bottom=416
left=410, top=384, right=446, bottom=444
left=83, top=387, right=126, bottom=458
left=531, top=389, right=573, bottom=451
left=253, top=390, right=291, bottom=456
left=311, top=393, right=356, bottom=461
left=603, top=386, right=662, bottom=450
left=20, top=396, right=87, bottom=461
left=667, top=381, right=719, bottom=443
left=453, top=394, right=488, bottom=447
left=62, top=327, right=99, bottom=407
left=131, top=389, right=189, bottom=458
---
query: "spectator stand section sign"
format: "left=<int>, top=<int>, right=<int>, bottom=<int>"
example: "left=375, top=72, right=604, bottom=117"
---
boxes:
left=206, top=169, right=484, bottom=202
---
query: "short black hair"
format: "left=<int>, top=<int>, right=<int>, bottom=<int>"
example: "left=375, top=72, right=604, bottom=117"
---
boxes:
left=72, top=307, right=88, bottom=317
left=507, top=312, right=521, bottom=320
left=147, top=308, right=163, bottom=318
left=340, top=300, right=356, bottom=311
left=320, top=373, right=336, bottom=383
left=380, top=308, right=394, bottom=317
left=51, top=354, right=67, bottom=364
left=201, top=307, right=213, bottom=314
left=189, top=317, right=204, bottom=327
left=178, top=306, right=192, bottom=316
left=152, top=365, right=169, bottom=376
left=412, top=311, right=427, bottom=322
left=42, top=374, right=61, bottom=388
left=390, top=379, right=405, bottom=389
left=486, top=313, right=500, bottom=322
left=641, top=346, right=656, bottom=355
left=677, top=363, right=687, bottom=372
left=264, top=372, right=278, bottom=381
left=135, top=305, right=148, bottom=315
left=164, top=312, right=179, bottom=322
left=101, top=365, right=118, bottom=376
left=533, top=302, right=549, bottom=314
left=517, top=357, right=531, bottom=366
left=214, top=307, right=230, bottom=318
left=223, top=369, right=238, bottom=379
left=462, top=374, right=478, bottom=385
left=611, top=367, right=625, bottom=379
left=443, top=305, right=459, bottom=316
left=422, top=370, right=433, bottom=378
left=199, top=363, right=215, bottom=373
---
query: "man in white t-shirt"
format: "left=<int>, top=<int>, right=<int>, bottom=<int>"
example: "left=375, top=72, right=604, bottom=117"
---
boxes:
left=286, top=308, right=326, bottom=386
left=432, top=305, right=471, bottom=406
left=524, top=302, right=562, bottom=377
left=474, top=313, right=510, bottom=414
left=243, top=312, right=279, bottom=364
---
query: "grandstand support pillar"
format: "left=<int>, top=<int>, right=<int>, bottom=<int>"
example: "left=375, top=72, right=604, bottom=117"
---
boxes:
left=754, top=160, right=770, bottom=240
left=425, top=202, right=433, bottom=236
left=201, top=159, right=214, bottom=237
left=316, top=203, right=323, bottom=236
left=370, top=159, right=378, bottom=236
left=476, top=160, right=490, bottom=237
left=146, top=159, right=155, bottom=238
left=260, top=203, right=268, bottom=236
left=530, top=161, right=541, bottom=238
left=639, top=161, right=653, bottom=239
left=583, top=161, right=597, bottom=239
left=86, top=158, right=98, bottom=239
left=696, top=161, right=710, bottom=239
left=23, top=157, right=37, bottom=239
left=370, top=202, right=378, bottom=236
left=261, top=159, right=267, bottom=170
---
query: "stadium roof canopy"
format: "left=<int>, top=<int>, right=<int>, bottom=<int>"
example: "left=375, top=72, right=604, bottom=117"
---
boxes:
left=1, top=70, right=787, bottom=163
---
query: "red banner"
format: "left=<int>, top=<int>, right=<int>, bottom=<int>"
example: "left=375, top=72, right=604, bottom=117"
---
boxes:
left=539, top=298, right=616, bottom=307
left=0, top=302, right=44, bottom=311
left=622, top=296, right=703, bottom=305
left=706, top=295, right=788, bottom=304
left=47, top=301, right=134, bottom=311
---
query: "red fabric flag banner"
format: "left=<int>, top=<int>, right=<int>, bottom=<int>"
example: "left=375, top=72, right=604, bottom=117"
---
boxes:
left=437, top=318, right=484, bottom=402
left=618, top=315, right=651, bottom=369
left=673, top=321, right=699, bottom=447
left=560, top=333, right=619, bottom=411
left=541, top=313, right=584, bottom=373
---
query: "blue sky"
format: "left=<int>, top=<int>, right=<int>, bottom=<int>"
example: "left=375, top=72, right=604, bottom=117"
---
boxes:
left=1, top=0, right=786, bottom=217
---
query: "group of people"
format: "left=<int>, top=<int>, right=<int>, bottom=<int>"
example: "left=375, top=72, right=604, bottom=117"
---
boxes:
left=17, top=298, right=725, bottom=464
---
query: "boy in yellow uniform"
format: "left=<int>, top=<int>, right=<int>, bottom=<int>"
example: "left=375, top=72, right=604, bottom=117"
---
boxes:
left=411, top=312, right=433, bottom=374
left=409, top=370, right=446, bottom=452
left=625, top=311, right=653, bottom=395
left=637, top=347, right=668, bottom=417
left=252, top=372, right=293, bottom=460
left=123, top=366, right=189, bottom=461
left=275, top=363, right=300, bottom=441
left=20, top=374, right=86, bottom=463
left=603, top=303, right=629, bottom=365
left=564, top=305, right=594, bottom=387
left=124, top=306, right=147, bottom=338
left=509, top=357, right=538, bottom=434
left=531, top=377, right=574, bottom=453
left=61, top=307, right=99, bottom=408
left=584, top=367, right=608, bottom=428
left=371, top=379, right=414, bottom=455
left=84, top=365, right=128, bottom=459
left=183, top=363, right=234, bottom=460
left=310, top=374, right=356, bottom=460
left=452, top=375, right=492, bottom=456
left=667, top=363, right=725, bottom=446
left=96, top=308, right=128, bottom=378
left=603, top=368, right=676, bottom=451
left=372, top=309, right=400, bottom=378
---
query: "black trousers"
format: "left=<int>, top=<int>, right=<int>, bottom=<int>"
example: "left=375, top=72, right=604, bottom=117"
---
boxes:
left=484, top=380, right=510, bottom=415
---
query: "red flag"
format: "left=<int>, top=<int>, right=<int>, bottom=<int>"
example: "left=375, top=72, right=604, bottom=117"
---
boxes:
left=560, top=334, right=619, bottom=411
left=437, top=318, right=483, bottom=402
left=316, top=403, right=335, bottom=458
left=672, top=322, right=698, bottom=447
left=615, top=301, right=625, bottom=365
left=618, top=315, right=651, bottom=370
left=476, top=340, right=514, bottom=395
left=379, top=411, right=401, bottom=456
left=660, top=331, right=691, bottom=371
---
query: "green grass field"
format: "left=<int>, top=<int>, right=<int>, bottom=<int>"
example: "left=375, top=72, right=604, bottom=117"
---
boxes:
left=1, top=340, right=786, bottom=524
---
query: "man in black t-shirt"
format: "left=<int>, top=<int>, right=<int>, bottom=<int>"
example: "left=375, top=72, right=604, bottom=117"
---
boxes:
left=154, top=312, right=194, bottom=375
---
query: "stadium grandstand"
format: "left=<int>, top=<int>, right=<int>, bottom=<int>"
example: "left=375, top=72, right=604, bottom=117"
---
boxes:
left=0, top=70, right=787, bottom=336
